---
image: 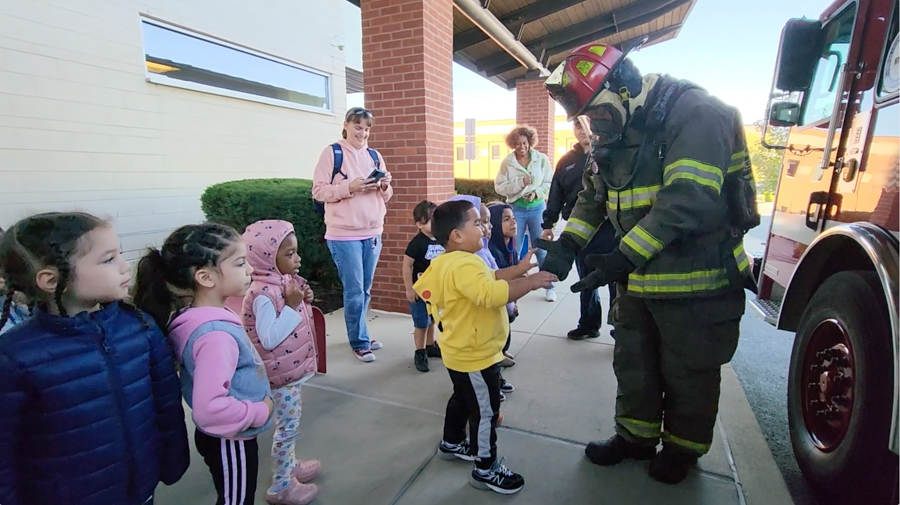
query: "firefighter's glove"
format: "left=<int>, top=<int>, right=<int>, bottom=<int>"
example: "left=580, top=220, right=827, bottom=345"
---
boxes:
left=572, top=249, right=635, bottom=293
left=534, top=234, right=580, bottom=281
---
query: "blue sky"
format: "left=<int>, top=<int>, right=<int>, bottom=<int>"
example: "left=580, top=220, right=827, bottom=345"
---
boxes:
left=346, top=0, right=835, bottom=124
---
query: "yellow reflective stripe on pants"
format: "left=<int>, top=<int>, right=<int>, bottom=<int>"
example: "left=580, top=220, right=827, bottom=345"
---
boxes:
left=663, top=159, right=723, bottom=194
left=622, top=225, right=663, bottom=260
left=733, top=243, right=750, bottom=274
left=564, top=218, right=596, bottom=241
left=627, top=268, right=731, bottom=294
left=617, top=417, right=662, bottom=439
left=727, top=150, right=747, bottom=175
left=608, top=185, right=660, bottom=210
left=662, top=431, right=710, bottom=455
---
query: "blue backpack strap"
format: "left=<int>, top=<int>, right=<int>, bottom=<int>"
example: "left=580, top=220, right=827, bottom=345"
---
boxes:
left=331, top=143, right=344, bottom=182
left=366, top=148, right=380, bottom=169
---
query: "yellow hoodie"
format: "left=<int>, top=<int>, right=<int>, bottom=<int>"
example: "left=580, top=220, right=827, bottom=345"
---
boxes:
left=413, top=250, right=510, bottom=373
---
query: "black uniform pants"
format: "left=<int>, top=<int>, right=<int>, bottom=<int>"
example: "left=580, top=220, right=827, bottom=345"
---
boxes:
left=609, top=287, right=744, bottom=455
left=194, top=428, right=259, bottom=505
left=443, top=363, right=502, bottom=469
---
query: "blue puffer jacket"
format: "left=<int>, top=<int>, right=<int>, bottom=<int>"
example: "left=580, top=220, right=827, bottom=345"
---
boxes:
left=0, top=302, right=190, bottom=505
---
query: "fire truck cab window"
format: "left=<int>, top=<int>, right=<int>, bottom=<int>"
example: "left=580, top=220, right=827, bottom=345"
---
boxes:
left=800, top=5, right=857, bottom=126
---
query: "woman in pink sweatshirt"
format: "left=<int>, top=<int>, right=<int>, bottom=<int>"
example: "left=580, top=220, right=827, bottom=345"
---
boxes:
left=134, top=223, right=274, bottom=505
left=312, top=107, right=393, bottom=363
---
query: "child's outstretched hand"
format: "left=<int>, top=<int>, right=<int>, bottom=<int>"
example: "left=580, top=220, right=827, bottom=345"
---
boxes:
left=285, top=283, right=304, bottom=308
left=405, top=287, right=418, bottom=303
left=529, top=271, right=558, bottom=290
left=519, top=248, right=538, bottom=274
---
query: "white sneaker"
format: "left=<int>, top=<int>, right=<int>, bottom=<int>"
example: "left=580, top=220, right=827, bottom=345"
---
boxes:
left=545, top=288, right=557, bottom=302
left=369, top=340, right=383, bottom=350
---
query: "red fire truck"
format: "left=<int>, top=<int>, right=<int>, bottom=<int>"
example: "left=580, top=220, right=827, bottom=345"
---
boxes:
left=755, top=0, right=898, bottom=502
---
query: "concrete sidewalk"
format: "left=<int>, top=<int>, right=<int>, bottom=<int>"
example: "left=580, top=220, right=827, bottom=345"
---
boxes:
left=155, top=273, right=794, bottom=505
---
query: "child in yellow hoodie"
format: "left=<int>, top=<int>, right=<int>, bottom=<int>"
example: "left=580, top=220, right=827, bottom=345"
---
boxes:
left=414, top=199, right=556, bottom=495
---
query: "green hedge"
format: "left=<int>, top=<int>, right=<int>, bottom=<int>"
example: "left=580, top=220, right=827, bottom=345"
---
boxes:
left=455, top=178, right=502, bottom=203
left=200, top=177, right=501, bottom=288
left=200, top=179, right=338, bottom=286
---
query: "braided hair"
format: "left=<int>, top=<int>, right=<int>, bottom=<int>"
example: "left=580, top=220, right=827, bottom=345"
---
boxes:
left=132, top=223, right=241, bottom=333
left=0, top=212, right=106, bottom=329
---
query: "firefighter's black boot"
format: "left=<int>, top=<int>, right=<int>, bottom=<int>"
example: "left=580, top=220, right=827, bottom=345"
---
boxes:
left=584, top=434, right=656, bottom=466
left=648, top=445, right=698, bottom=484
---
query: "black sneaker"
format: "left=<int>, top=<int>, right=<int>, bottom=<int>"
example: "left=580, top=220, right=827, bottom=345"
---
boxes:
left=470, top=458, right=525, bottom=495
left=649, top=445, right=698, bottom=484
left=585, top=434, right=657, bottom=466
left=414, top=349, right=429, bottom=373
left=426, top=342, right=442, bottom=358
left=438, top=439, right=475, bottom=461
left=499, top=391, right=506, bottom=402
left=567, top=327, right=600, bottom=340
left=499, top=376, right=515, bottom=393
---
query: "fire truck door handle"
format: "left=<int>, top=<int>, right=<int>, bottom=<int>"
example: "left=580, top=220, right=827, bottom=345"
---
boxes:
left=806, top=191, right=829, bottom=231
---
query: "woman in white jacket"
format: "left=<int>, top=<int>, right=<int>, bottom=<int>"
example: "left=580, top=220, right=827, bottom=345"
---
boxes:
left=494, top=124, right=556, bottom=301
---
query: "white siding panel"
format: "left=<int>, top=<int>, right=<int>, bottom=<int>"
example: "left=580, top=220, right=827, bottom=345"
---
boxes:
left=0, top=0, right=347, bottom=252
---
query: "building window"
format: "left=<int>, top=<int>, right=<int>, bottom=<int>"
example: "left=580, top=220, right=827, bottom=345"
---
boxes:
left=491, top=144, right=501, bottom=160
left=141, top=19, right=331, bottom=113
left=786, top=160, right=799, bottom=178
left=456, top=146, right=465, bottom=161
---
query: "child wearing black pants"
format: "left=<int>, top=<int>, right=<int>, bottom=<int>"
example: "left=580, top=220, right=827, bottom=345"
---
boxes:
left=414, top=200, right=556, bottom=494
left=194, top=430, right=260, bottom=505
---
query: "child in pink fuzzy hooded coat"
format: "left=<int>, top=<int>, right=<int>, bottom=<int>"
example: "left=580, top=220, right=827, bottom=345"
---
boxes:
left=241, top=220, right=321, bottom=505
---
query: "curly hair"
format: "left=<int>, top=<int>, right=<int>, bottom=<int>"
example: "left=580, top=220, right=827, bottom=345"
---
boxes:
left=505, top=125, right=538, bottom=150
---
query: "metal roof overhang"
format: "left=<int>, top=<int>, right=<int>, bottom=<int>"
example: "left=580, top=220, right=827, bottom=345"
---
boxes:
left=346, top=0, right=697, bottom=90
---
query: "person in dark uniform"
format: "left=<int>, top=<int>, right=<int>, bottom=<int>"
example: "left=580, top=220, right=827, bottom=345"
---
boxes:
left=537, top=41, right=759, bottom=484
left=541, top=116, right=617, bottom=340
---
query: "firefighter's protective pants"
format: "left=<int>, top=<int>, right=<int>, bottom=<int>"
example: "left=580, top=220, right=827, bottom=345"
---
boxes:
left=609, top=287, right=745, bottom=455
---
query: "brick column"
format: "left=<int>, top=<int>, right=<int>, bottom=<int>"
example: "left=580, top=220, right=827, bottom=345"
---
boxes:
left=516, top=79, right=556, bottom=165
left=362, top=0, right=455, bottom=313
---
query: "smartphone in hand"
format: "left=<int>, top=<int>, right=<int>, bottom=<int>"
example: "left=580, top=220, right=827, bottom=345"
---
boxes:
left=368, top=169, right=386, bottom=181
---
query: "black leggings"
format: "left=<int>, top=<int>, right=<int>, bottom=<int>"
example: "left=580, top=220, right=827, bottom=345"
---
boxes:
left=194, top=429, right=259, bottom=505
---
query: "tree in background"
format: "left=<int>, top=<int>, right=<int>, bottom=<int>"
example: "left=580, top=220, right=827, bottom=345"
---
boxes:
left=747, top=121, right=789, bottom=201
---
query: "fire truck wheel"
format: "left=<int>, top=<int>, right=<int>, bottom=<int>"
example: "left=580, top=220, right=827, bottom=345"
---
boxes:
left=788, top=270, right=897, bottom=504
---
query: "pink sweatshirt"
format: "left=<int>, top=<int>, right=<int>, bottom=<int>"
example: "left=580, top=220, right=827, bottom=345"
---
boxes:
left=311, top=139, right=393, bottom=239
left=168, top=307, right=271, bottom=439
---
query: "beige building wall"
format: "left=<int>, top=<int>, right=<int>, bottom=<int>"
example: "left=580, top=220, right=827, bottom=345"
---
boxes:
left=0, top=0, right=348, bottom=259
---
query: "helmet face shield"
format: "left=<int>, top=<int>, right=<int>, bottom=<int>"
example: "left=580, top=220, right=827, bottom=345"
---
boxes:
left=544, top=44, right=623, bottom=120
left=546, top=64, right=582, bottom=120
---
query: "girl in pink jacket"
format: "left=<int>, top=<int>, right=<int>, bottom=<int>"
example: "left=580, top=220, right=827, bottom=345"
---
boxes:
left=241, top=220, right=321, bottom=505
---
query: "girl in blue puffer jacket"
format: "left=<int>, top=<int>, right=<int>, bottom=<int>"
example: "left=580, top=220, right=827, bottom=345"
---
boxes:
left=0, top=212, right=190, bottom=505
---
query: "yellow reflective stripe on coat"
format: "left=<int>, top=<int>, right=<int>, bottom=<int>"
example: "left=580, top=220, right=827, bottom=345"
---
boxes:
left=608, top=185, right=661, bottom=210
left=727, top=150, right=747, bottom=175
left=564, top=218, right=596, bottom=241
left=663, top=159, right=723, bottom=194
left=622, top=225, right=664, bottom=260
left=617, top=417, right=662, bottom=439
left=733, top=243, right=750, bottom=274
left=627, top=268, right=730, bottom=294
left=662, top=432, right=711, bottom=455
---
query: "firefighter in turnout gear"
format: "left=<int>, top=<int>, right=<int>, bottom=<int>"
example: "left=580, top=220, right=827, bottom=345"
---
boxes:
left=537, top=41, right=759, bottom=484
